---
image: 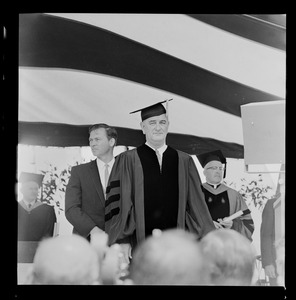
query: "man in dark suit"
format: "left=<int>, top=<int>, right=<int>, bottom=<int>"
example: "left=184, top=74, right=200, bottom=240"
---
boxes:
left=65, top=123, right=118, bottom=241
left=260, top=193, right=281, bottom=286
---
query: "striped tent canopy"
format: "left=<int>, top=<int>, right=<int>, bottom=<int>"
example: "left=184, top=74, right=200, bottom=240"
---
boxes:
left=17, top=13, right=286, bottom=158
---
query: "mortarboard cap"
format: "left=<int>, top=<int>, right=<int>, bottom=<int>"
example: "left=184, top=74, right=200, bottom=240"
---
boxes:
left=130, top=99, right=172, bottom=121
left=197, top=150, right=227, bottom=178
left=19, top=172, right=44, bottom=187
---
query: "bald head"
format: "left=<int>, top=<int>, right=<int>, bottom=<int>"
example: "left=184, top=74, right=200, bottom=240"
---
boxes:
left=31, top=235, right=100, bottom=285
left=129, top=229, right=209, bottom=285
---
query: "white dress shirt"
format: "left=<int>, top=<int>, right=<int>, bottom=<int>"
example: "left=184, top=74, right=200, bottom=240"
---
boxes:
left=145, top=142, right=167, bottom=160
left=96, top=157, right=115, bottom=193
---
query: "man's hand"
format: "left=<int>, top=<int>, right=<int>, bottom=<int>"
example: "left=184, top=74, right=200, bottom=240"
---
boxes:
left=218, top=218, right=233, bottom=229
left=119, top=243, right=132, bottom=264
left=213, top=220, right=224, bottom=229
left=90, top=228, right=109, bottom=262
left=264, top=264, right=276, bottom=278
left=90, top=226, right=105, bottom=236
left=101, top=244, right=122, bottom=284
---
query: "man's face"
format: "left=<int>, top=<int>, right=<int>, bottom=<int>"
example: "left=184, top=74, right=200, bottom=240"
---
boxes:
left=141, top=114, right=169, bottom=147
left=21, top=181, right=39, bottom=202
left=203, top=160, right=224, bottom=185
left=89, top=128, right=114, bottom=158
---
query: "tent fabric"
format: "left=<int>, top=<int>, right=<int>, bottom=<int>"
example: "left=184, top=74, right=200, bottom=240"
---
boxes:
left=18, top=121, right=244, bottom=158
left=41, top=13, right=285, bottom=97
left=187, top=14, right=286, bottom=51
left=19, top=13, right=282, bottom=117
left=18, top=67, right=245, bottom=147
left=17, top=13, right=286, bottom=158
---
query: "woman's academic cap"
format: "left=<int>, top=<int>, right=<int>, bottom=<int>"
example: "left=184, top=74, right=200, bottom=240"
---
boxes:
left=130, top=99, right=172, bottom=121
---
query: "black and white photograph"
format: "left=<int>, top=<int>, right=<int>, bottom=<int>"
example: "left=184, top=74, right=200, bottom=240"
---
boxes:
left=7, top=13, right=286, bottom=292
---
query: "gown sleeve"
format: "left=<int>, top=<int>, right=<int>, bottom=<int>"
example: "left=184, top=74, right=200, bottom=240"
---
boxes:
left=105, top=152, right=136, bottom=245
left=185, top=156, right=215, bottom=239
left=228, top=189, right=254, bottom=241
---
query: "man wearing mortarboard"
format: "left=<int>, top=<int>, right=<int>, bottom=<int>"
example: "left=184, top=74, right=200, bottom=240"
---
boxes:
left=105, top=99, right=215, bottom=262
left=197, top=150, right=254, bottom=241
left=17, top=172, right=57, bottom=241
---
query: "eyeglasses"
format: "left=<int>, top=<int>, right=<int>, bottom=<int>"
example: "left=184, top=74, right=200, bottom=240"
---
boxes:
left=206, top=166, right=224, bottom=171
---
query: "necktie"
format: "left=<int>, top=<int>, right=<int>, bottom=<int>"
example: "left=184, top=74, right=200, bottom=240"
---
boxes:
left=104, top=164, right=110, bottom=192
left=155, top=149, right=162, bottom=169
left=28, top=203, right=32, bottom=209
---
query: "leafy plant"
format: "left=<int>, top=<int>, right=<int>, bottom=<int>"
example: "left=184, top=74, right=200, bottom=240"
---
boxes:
left=40, top=162, right=78, bottom=214
left=228, top=174, right=273, bottom=211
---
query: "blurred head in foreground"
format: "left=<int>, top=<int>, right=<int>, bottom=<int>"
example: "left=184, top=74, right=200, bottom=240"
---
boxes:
left=200, top=228, right=256, bottom=286
left=27, top=234, right=100, bottom=285
left=129, top=228, right=210, bottom=285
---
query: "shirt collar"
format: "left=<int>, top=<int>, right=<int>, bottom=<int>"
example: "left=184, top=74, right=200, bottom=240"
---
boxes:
left=145, top=142, right=167, bottom=155
left=22, top=199, right=36, bottom=208
left=96, top=157, right=115, bottom=168
left=206, top=182, right=221, bottom=189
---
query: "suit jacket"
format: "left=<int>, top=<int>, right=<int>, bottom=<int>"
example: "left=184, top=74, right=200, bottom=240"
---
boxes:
left=65, top=160, right=106, bottom=237
left=260, top=196, right=278, bottom=268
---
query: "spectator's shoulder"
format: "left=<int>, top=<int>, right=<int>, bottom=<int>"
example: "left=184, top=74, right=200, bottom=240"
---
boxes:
left=44, top=203, right=56, bottom=211
left=264, top=196, right=279, bottom=209
left=37, top=201, right=55, bottom=209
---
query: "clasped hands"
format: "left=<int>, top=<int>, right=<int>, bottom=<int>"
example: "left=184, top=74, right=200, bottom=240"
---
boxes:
left=89, top=229, right=132, bottom=283
left=213, top=218, right=233, bottom=229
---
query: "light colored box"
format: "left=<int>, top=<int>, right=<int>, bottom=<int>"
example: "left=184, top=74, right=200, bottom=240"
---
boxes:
left=241, top=100, right=285, bottom=166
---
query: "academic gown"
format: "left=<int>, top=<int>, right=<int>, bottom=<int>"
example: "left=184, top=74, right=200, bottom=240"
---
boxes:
left=105, top=145, right=215, bottom=248
left=201, top=182, right=254, bottom=241
left=18, top=200, right=57, bottom=241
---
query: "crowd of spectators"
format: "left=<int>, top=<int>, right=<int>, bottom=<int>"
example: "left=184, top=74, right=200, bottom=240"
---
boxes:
left=20, top=227, right=280, bottom=286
